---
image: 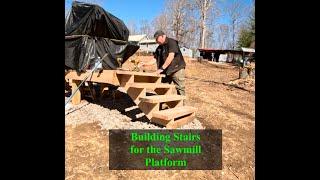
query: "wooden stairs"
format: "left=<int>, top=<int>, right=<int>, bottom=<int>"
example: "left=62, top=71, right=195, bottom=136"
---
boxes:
left=66, top=70, right=197, bottom=129
left=116, top=70, right=196, bottom=129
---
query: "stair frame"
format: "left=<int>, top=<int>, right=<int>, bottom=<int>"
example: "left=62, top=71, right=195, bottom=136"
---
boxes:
left=65, top=70, right=196, bottom=128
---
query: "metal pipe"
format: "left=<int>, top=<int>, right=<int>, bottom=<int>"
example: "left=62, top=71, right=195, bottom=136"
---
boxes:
left=65, top=53, right=108, bottom=107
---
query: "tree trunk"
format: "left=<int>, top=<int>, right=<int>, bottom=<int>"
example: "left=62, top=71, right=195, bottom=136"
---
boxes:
left=199, top=0, right=208, bottom=48
left=201, top=22, right=206, bottom=48
left=232, top=19, right=235, bottom=50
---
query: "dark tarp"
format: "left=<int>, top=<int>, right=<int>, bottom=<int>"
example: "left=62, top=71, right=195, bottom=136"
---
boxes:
left=65, top=1, right=129, bottom=41
left=65, top=35, right=139, bottom=73
left=65, top=2, right=139, bottom=72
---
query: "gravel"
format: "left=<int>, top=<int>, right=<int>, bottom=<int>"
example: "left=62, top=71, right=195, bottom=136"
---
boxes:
left=65, top=99, right=204, bottom=130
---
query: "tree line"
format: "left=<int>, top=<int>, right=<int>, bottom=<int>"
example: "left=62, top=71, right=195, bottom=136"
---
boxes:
left=66, top=0, right=255, bottom=50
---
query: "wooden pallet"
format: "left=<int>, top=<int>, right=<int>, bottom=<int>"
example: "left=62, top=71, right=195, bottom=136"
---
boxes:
left=65, top=70, right=197, bottom=128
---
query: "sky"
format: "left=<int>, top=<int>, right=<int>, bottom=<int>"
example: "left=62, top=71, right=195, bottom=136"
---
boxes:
left=65, top=0, right=165, bottom=27
left=65, top=0, right=253, bottom=28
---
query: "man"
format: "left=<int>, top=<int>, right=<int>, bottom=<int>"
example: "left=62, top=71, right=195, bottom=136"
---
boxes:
left=149, top=30, right=186, bottom=96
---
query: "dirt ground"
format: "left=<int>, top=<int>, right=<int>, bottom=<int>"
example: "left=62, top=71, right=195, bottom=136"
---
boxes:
left=65, top=58, right=255, bottom=179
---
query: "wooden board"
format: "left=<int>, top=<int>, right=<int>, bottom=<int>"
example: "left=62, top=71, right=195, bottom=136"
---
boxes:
left=166, top=112, right=196, bottom=129
left=128, top=83, right=175, bottom=89
left=125, top=105, right=139, bottom=112
left=65, top=70, right=119, bottom=85
left=71, top=80, right=81, bottom=105
left=151, top=117, right=173, bottom=127
left=116, top=70, right=165, bottom=77
left=153, top=106, right=197, bottom=120
left=139, top=95, right=186, bottom=103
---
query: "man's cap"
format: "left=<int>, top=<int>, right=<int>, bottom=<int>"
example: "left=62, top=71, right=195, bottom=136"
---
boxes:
left=154, top=30, right=165, bottom=40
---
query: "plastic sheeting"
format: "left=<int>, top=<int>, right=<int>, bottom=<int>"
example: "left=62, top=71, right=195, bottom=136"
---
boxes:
left=65, top=35, right=139, bottom=73
left=65, top=2, right=139, bottom=73
left=65, top=1, right=129, bottom=41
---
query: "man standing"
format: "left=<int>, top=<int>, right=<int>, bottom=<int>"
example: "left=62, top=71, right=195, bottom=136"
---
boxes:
left=152, top=30, right=186, bottom=96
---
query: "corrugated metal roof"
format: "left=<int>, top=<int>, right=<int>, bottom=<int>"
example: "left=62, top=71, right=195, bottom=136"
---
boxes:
left=241, top=47, right=255, bottom=53
left=198, top=48, right=242, bottom=53
left=128, top=34, right=147, bottom=42
left=140, top=39, right=156, bottom=44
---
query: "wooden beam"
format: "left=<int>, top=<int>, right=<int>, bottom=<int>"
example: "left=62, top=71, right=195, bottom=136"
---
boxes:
left=71, top=80, right=81, bottom=105
left=127, top=83, right=175, bottom=89
left=65, top=70, right=119, bottom=85
left=125, top=105, right=139, bottom=112
left=139, top=95, right=186, bottom=103
left=116, top=70, right=165, bottom=77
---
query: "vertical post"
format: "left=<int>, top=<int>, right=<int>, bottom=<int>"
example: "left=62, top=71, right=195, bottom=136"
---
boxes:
left=71, top=80, right=81, bottom=105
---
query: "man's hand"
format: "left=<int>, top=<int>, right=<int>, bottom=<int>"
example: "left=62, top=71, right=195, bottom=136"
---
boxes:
left=156, top=69, right=163, bottom=75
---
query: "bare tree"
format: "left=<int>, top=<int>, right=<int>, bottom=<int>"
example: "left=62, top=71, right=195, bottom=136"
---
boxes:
left=152, top=11, right=170, bottom=36
left=218, top=24, right=230, bottom=49
left=127, top=20, right=138, bottom=35
left=204, top=29, right=213, bottom=48
left=225, top=0, right=246, bottom=50
left=180, top=15, right=199, bottom=48
left=139, top=20, right=153, bottom=37
left=165, top=0, right=191, bottom=42
left=194, top=0, right=214, bottom=48
left=151, top=0, right=203, bottom=48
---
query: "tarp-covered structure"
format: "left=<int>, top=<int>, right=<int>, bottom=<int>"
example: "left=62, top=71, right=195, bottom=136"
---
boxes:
left=65, top=1, right=138, bottom=72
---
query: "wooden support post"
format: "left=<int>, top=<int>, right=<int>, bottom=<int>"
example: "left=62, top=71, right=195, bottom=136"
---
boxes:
left=71, top=80, right=81, bottom=105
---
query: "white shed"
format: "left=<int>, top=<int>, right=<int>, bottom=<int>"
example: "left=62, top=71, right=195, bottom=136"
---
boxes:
left=180, top=46, right=193, bottom=58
